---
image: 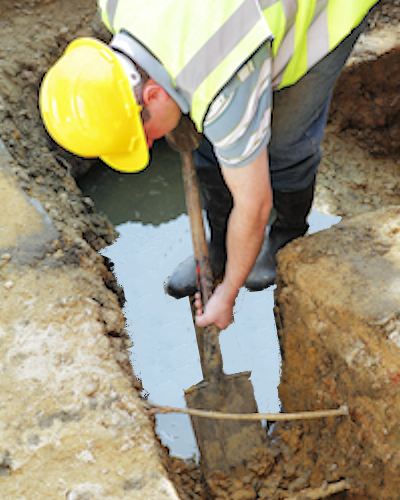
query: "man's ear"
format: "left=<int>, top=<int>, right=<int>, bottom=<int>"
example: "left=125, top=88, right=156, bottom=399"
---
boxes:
left=142, top=79, right=170, bottom=105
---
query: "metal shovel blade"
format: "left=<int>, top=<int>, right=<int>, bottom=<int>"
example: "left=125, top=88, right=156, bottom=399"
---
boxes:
left=185, top=370, right=266, bottom=476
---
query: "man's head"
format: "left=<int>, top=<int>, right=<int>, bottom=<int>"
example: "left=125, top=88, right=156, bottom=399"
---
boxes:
left=140, top=77, right=181, bottom=150
left=39, top=37, right=181, bottom=173
left=114, top=51, right=181, bottom=149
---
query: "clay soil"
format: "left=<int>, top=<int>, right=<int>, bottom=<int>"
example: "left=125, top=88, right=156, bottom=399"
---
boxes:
left=0, top=1, right=399, bottom=499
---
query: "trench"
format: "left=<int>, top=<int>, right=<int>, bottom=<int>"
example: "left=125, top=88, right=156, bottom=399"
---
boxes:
left=1, top=1, right=400, bottom=498
left=77, top=138, right=342, bottom=461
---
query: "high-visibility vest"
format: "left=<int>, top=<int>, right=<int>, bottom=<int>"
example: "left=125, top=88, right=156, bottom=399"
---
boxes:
left=98, top=0, right=377, bottom=131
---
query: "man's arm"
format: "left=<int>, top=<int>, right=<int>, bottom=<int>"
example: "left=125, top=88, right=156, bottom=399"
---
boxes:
left=195, top=147, right=272, bottom=330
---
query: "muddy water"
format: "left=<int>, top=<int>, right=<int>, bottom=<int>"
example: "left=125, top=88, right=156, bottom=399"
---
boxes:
left=78, top=139, right=340, bottom=460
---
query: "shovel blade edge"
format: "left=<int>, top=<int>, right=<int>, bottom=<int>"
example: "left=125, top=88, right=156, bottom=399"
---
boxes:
left=185, top=371, right=267, bottom=477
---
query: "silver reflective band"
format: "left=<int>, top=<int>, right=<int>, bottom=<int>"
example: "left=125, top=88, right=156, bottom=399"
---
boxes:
left=271, top=23, right=295, bottom=87
left=106, top=0, right=119, bottom=29
left=259, top=0, right=280, bottom=7
left=175, top=0, right=269, bottom=99
left=259, top=0, right=298, bottom=24
left=307, top=7, right=330, bottom=70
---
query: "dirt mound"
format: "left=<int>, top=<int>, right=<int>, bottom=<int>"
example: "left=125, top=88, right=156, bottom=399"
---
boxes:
left=330, top=46, right=400, bottom=158
left=274, top=207, right=400, bottom=500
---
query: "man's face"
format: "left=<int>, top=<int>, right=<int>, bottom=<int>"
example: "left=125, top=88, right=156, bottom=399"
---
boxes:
left=142, top=80, right=181, bottom=149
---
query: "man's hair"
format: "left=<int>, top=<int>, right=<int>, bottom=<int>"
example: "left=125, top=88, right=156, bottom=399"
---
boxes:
left=132, top=65, right=151, bottom=123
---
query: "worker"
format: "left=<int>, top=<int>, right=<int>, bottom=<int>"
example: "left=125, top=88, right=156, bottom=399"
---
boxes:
left=39, top=0, right=379, bottom=330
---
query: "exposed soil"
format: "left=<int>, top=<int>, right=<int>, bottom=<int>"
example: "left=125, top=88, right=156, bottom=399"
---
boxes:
left=0, top=0, right=142, bottom=412
left=0, top=1, right=399, bottom=499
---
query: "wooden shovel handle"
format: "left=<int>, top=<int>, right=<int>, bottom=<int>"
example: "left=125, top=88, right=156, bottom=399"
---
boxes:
left=181, top=151, right=224, bottom=381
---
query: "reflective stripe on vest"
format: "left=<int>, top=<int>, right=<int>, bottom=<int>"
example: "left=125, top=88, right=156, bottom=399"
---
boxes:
left=103, top=0, right=118, bottom=30
left=98, top=0, right=377, bottom=129
left=174, top=0, right=268, bottom=108
left=260, top=0, right=377, bottom=88
left=98, top=0, right=273, bottom=131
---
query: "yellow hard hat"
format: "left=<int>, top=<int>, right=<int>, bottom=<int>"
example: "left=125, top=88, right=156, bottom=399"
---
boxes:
left=39, top=37, right=149, bottom=173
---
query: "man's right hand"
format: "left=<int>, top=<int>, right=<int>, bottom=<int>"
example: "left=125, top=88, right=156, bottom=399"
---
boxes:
left=194, top=283, right=236, bottom=330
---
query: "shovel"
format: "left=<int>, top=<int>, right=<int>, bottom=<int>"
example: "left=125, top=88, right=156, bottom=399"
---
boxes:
left=180, top=151, right=266, bottom=480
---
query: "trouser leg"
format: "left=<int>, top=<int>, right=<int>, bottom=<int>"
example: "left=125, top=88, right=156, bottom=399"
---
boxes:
left=268, top=18, right=367, bottom=192
left=244, top=180, right=315, bottom=290
left=164, top=140, right=232, bottom=299
left=195, top=139, right=233, bottom=246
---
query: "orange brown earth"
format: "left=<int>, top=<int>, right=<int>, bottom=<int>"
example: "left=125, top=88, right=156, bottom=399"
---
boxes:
left=0, top=1, right=399, bottom=499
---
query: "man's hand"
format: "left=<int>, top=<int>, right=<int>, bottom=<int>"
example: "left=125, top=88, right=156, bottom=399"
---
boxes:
left=194, top=283, right=236, bottom=330
left=194, top=147, right=272, bottom=330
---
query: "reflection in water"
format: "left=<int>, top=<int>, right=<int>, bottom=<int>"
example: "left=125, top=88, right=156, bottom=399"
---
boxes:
left=78, top=140, right=187, bottom=226
left=78, top=139, right=340, bottom=459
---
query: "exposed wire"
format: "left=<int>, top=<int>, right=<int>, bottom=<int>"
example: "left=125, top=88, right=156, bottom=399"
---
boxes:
left=144, top=402, right=349, bottom=421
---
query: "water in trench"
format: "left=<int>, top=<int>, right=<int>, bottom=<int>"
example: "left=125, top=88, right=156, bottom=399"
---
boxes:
left=78, top=139, right=341, bottom=460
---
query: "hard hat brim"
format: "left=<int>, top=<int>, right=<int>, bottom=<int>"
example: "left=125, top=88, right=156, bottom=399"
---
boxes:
left=101, top=143, right=150, bottom=173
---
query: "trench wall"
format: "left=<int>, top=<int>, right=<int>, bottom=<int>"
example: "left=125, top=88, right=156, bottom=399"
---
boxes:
left=0, top=139, right=181, bottom=500
left=274, top=207, right=400, bottom=500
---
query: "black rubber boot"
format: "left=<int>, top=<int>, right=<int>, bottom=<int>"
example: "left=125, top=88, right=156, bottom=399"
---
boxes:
left=245, top=180, right=315, bottom=291
left=165, top=165, right=233, bottom=299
